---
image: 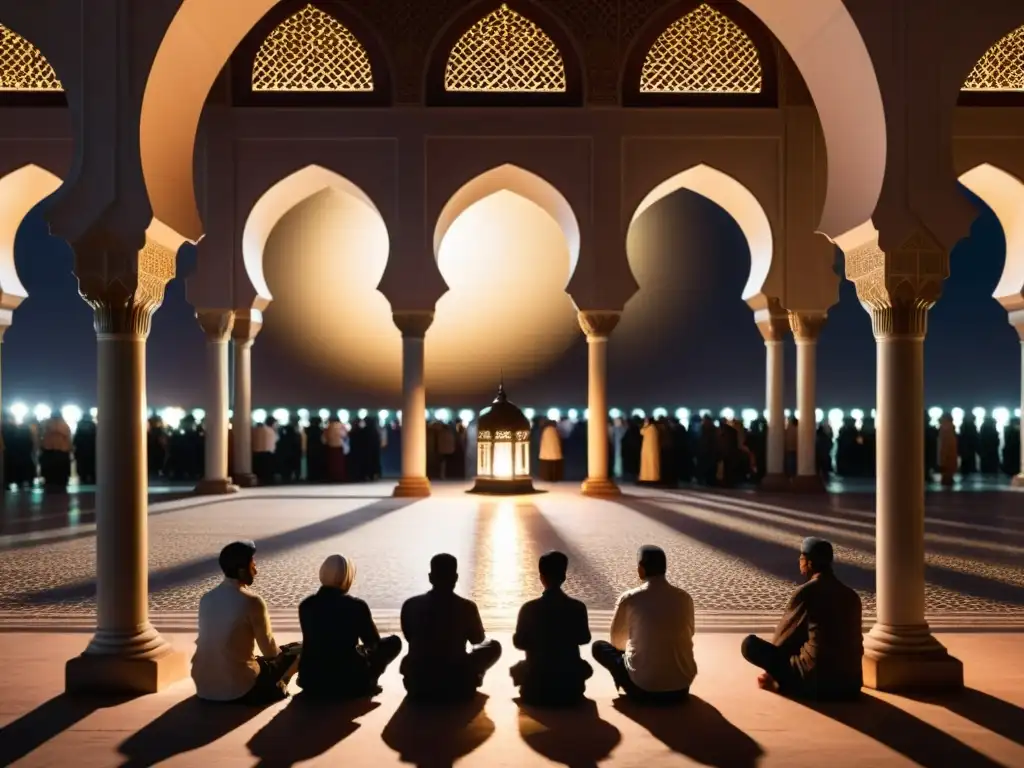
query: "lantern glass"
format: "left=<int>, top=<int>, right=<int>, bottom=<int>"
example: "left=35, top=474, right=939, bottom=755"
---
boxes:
left=493, top=442, right=514, bottom=479
left=470, top=385, right=536, bottom=495
left=515, top=440, right=529, bottom=476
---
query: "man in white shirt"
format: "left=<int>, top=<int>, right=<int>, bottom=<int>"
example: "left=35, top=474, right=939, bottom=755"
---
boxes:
left=252, top=418, right=279, bottom=485
left=192, top=540, right=300, bottom=704
left=592, top=545, right=695, bottom=703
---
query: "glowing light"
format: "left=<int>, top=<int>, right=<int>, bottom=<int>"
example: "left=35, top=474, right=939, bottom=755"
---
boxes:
left=652, top=407, right=668, bottom=419
left=523, top=408, right=536, bottom=421
left=827, top=408, right=844, bottom=433
left=546, top=408, right=561, bottom=421
left=458, top=409, right=475, bottom=424
left=61, top=404, right=82, bottom=429
left=1017, top=408, right=1022, bottom=419
left=161, top=407, right=185, bottom=430
left=720, top=407, right=735, bottom=421
left=271, top=408, right=289, bottom=424
left=357, top=408, right=369, bottom=419
left=972, top=407, right=986, bottom=423
left=784, top=409, right=792, bottom=419
left=583, top=408, right=590, bottom=421
left=850, top=408, right=864, bottom=421
left=33, top=403, right=51, bottom=422
left=951, top=407, right=965, bottom=429
left=89, top=407, right=98, bottom=419
left=674, top=408, right=689, bottom=422
left=378, top=409, right=390, bottom=423
left=228, top=409, right=234, bottom=419
left=192, top=408, right=206, bottom=422
left=337, top=409, right=350, bottom=424
left=492, top=442, right=514, bottom=478
left=632, top=408, right=647, bottom=419
left=486, top=501, right=524, bottom=611
left=318, top=408, right=330, bottom=421
left=870, top=409, right=877, bottom=420
left=993, top=407, right=1010, bottom=430
left=928, top=407, right=942, bottom=427
left=741, top=408, right=758, bottom=427
left=815, top=408, right=824, bottom=423
left=699, top=409, right=711, bottom=418
left=10, top=401, right=28, bottom=424
left=567, top=408, right=579, bottom=421
left=610, top=408, right=623, bottom=419
left=253, top=408, right=268, bottom=424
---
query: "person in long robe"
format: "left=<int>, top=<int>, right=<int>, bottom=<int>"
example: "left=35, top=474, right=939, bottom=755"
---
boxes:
left=40, top=414, right=72, bottom=490
left=1003, top=417, right=1021, bottom=477
left=611, top=416, right=627, bottom=479
left=638, top=418, right=660, bottom=485
left=937, top=413, right=958, bottom=487
left=323, top=416, right=347, bottom=483
left=538, top=419, right=564, bottom=482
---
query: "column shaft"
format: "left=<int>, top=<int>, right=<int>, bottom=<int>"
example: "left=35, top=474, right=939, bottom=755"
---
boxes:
left=765, top=340, right=785, bottom=476
left=395, top=334, right=430, bottom=496
left=196, top=311, right=236, bottom=495
left=578, top=311, right=620, bottom=497
left=232, top=339, right=255, bottom=484
left=795, top=339, right=817, bottom=477
left=1018, top=341, right=1024, bottom=480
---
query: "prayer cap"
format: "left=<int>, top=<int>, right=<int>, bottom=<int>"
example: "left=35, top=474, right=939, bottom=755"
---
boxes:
left=319, top=554, right=356, bottom=593
left=800, top=537, right=834, bottom=565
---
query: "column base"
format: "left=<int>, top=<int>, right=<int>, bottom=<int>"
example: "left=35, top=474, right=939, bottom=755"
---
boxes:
left=581, top=477, right=621, bottom=498
left=790, top=474, right=827, bottom=493
left=1012, top=473, right=1024, bottom=488
left=233, top=473, right=258, bottom=488
left=66, top=646, right=188, bottom=695
left=393, top=477, right=431, bottom=498
left=193, top=478, right=240, bottom=495
left=759, top=473, right=791, bottom=492
left=862, top=623, right=964, bottom=692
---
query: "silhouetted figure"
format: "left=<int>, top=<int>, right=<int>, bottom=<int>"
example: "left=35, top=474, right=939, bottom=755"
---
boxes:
left=510, top=551, right=593, bottom=706
left=538, top=419, right=563, bottom=481
left=305, top=416, right=327, bottom=483
left=741, top=537, right=862, bottom=700
left=192, top=540, right=301, bottom=704
left=638, top=418, right=660, bottom=485
left=39, top=414, right=72, bottom=491
left=276, top=419, right=303, bottom=483
left=657, top=418, right=676, bottom=487
left=978, top=417, right=1000, bottom=474
left=298, top=554, right=401, bottom=700
left=73, top=415, right=97, bottom=484
left=592, top=545, right=694, bottom=704
left=1002, top=417, right=1020, bottom=477
left=924, top=415, right=939, bottom=479
left=959, top=414, right=979, bottom=475
left=697, top=415, right=717, bottom=485
left=815, top=423, right=833, bottom=480
left=400, top=553, right=502, bottom=702
left=938, top=414, right=958, bottom=487
left=621, top=418, right=642, bottom=480
left=322, top=416, right=347, bottom=483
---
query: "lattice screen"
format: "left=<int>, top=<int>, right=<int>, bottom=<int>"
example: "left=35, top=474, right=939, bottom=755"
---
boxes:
left=0, top=24, right=62, bottom=91
left=640, top=3, right=761, bottom=94
left=252, top=4, right=373, bottom=92
left=962, top=25, right=1024, bottom=91
left=445, top=3, right=567, bottom=92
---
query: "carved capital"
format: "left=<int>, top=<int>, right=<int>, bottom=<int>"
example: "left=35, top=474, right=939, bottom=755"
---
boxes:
left=844, top=229, right=947, bottom=341
left=232, top=308, right=263, bottom=344
left=76, top=236, right=177, bottom=337
left=393, top=311, right=434, bottom=339
left=577, top=311, right=620, bottom=339
left=789, top=312, right=827, bottom=343
left=197, top=310, right=235, bottom=342
left=754, top=297, right=789, bottom=342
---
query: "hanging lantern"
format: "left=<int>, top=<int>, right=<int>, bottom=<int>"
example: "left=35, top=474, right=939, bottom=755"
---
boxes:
left=470, top=383, right=534, bottom=494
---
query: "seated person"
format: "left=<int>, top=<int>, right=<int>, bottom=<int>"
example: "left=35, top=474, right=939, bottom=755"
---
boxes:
left=741, top=537, right=863, bottom=700
left=297, top=554, right=402, bottom=699
left=511, top=550, right=593, bottom=706
left=592, top=545, right=695, bottom=704
left=400, top=553, right=502, bottom=702
left=192, top=540, right=301, bottom=704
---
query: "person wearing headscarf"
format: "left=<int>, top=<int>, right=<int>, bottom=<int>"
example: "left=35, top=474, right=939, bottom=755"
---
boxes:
left=740, top=537, right=862, bottom=700
left=297, top=554, right=401, bottom=699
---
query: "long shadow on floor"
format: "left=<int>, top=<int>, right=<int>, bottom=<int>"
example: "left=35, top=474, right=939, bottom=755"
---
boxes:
left=800, top=693, right=1007, bottom=768
left=247, top=694, right=379, bottom=767
left=118, top=695, right=269, bottom=767
left=0, top=693, right=132, bottom=765
left=613, top=694, right=762, bottom=768
left=904, top=688, right=1024, bottom=747
left=516, top=697, right=621, bottom=767
left=381, top=693, right=494, bottom=768
left=22, top=497, right=416, bottom=605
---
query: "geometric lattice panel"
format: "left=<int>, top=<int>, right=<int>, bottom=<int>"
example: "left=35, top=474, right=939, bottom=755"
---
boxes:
left=0, top=24, right=63, bottom=91
left=641, top=3, right=761, bottom=94
left=962, top=25, right=1024, bottom=91
left=445, top=3, right=566, bottom=92
left=252, top=4, right=373, bottom=92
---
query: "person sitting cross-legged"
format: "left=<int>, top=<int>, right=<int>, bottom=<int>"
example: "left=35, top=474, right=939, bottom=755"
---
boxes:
left=741, top=537, right=863, bottom=700
left=192, top=540, right=301, bottom=704
left=297, top=554, right=402, bottom=700
left=400, top=553, right=502, bottom=703
left=510, top=550, right=593, bottom=706
left=592, top=545, right=695, bottom=704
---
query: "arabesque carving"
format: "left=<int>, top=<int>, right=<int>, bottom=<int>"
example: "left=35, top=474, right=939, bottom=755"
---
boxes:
left=754, top=297, right=789, bottom=342
left=197, top=310, right=235, bottom=342
left=0, top=24, right=63, bottom=91
left=963, top=24, right=1024, bottom=91
left=789, top=312, right=827, bottom=342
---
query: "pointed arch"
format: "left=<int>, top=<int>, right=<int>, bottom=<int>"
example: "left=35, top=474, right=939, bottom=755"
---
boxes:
left=958, top=164, right=1024, bottom=309
left=426, top=1, right=583, bottom=106
left=630, top=164, right=773, bottom=302
left=0, top=164, right=62, bottom=310
left=242, top=165, right=389, bottom=308
left=433, top=163, right=581, bottom=283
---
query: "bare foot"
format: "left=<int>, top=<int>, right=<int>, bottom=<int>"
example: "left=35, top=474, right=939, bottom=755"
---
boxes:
left=757, top=673, right=779, bottom=692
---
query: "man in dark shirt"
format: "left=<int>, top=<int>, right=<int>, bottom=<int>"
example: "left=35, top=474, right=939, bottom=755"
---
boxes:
left=741, top=537, right=863, bottom=700
left=400, top=553, right=502, bottom=702
left=511, top=551, right=592, bottom=706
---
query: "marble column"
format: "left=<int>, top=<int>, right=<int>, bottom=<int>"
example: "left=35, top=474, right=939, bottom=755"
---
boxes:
left=789, top=312, right=827, bottom=492
left=393, top=312, right=433, bottom=497
left=579, top=311, right=620, bottom=497
left=231, top=312, right=261, bottom=488
left=756, top=307, right=789, bottom=490
left=65, top=244, right=187, bottom=693
left=1014, top=327, right=1024, bottom=487
left=195, top=310, right=237, bottom=495
left=0, top=325, right=7, bottom=491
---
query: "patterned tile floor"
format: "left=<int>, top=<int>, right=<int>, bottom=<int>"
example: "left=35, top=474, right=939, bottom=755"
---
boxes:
left=1, top=482, right=1023, bottom=629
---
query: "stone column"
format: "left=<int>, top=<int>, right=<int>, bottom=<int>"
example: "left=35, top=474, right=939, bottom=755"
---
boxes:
left=231, top=312, right=261, bottom=488
left=65, top=240, right=187, bottom=694
left=789, top=312, right=827, bottom=492
left=1013, top=323, right=1024, bottom=487
left=393, top=312, right=433, bottom=497
left=756, top=306, right=790, bottom=490
left=578, top=311, right=620, bottom=497
left=195, top=310, right=237, bottom=495
left=0, top=325, right=7, bottom=491
left=846, top=231, right=962, bottom=692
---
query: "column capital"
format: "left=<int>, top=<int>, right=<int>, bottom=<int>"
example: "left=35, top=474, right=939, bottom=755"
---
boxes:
left=393, top=311, right=434, bottom=339
left=577, top=310, right=620, bottom=339
left=231, top=308, right=263, bottom=344
left=789, top=312, right=827, bottom=342
left=844, top=228, right=947, bottom=341
left=196, top=309, right=234, bottom=342
left=755, top=299, right=790, bottom=342
left=76, top=236, right=177, bottom=337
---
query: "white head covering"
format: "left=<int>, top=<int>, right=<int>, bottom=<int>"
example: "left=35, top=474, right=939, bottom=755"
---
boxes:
left=319, top=554, right=355, bottom=593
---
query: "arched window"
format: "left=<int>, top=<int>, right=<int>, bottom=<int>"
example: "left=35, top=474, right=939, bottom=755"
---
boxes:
left=0, top=24, right=62, bottom=91
left=640, top=3, right=761, bottom=94
left=444, top=4, right=566, bottom=93
left=963, top=25, right=1024, bottom=91
left=252, top=4, right=373, bottom=92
